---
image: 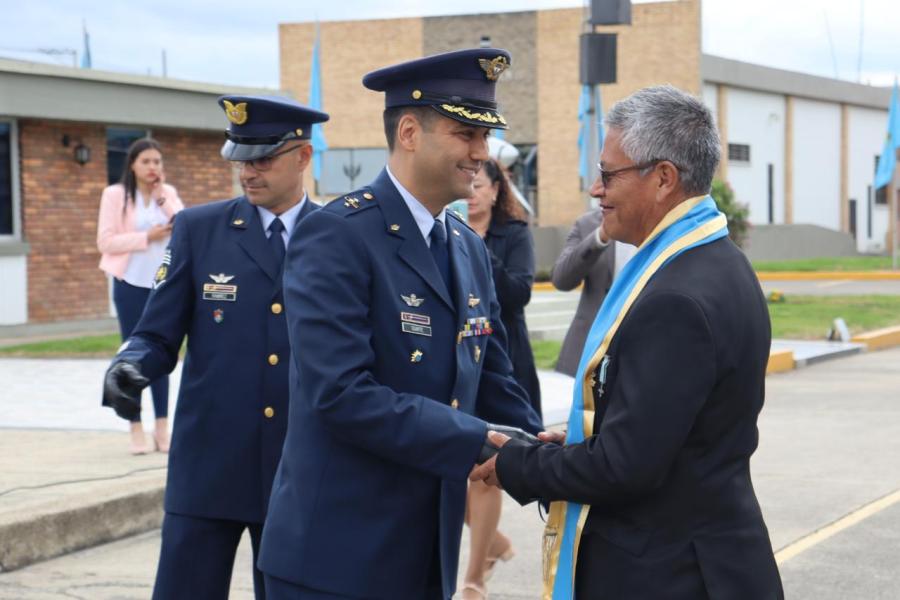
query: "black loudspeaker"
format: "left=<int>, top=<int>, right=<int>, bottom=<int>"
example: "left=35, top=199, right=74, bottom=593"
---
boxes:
left=590, top=0, right=632, bottom=25
left=580, top=33, right=617, bottom=85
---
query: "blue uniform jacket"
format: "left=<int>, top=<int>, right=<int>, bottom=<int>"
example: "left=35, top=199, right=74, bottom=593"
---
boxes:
left=258, top=169, right=543, bottom=599
left=118, top=196, right=317, bottom=524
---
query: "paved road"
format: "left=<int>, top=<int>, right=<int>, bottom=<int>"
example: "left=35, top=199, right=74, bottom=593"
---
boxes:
left=1, top=347, right=898, bottom=598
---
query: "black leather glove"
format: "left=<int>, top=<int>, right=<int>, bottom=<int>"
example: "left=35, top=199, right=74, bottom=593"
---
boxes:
left=476, top=424, right=541, bottom=464
left=102, top=360, right=149, bottom=421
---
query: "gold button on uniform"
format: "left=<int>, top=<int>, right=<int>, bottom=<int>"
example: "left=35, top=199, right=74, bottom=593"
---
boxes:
left=271, top=303, right=283, bottom=314
left=264, top=406, right=275, bottom=418
left=268, top=354, right=279, bottom=366
left=451, top=399, right=459, bottom=409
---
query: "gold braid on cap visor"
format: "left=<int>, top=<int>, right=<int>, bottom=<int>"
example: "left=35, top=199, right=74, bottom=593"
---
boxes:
left=440, top=104, right=507, bottom=125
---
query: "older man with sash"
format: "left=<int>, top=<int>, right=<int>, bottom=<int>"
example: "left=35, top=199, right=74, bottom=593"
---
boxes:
left=471, top=85, right=784, bottom=599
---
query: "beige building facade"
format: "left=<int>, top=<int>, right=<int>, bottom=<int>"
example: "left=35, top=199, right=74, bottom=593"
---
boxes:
left=280, top=0, right=894, bottom=257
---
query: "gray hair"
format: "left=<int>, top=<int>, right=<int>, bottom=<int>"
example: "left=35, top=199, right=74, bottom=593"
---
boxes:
left=604, top=85, right=720, bottom=196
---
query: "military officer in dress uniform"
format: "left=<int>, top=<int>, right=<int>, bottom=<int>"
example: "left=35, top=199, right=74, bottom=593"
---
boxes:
left=101, top=95, right=328, bottom=600
left=257, top=48, right=544, bottom=600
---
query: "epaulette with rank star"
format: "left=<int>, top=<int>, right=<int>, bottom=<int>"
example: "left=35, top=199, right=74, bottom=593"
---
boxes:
left=323, top=188, right=378, bottom=217
left=446, top=209, right=475, bottom=238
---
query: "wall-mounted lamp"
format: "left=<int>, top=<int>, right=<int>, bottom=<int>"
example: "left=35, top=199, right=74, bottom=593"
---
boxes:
left=61, top=134, right=91, bottom=166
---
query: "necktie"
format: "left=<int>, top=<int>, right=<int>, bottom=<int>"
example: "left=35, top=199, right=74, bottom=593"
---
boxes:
left=429, top=218, right=451, bottom=292
left=268, top=217, right=286, bottom=273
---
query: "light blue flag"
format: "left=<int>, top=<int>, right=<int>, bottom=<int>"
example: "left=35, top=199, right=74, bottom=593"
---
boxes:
left=309, top=24, right=327, bottom=181
left=80, top=23, right=92, bottom=69
left=577, top=85, right=591, bottom=181
left=577, top=85, right=605, bottom=184
left=874, top=79, right=899, bottom=189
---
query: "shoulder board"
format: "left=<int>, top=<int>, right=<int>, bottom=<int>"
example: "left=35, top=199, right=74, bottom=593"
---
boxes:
left=446, top=210, right=476, bottom=234
left=323, top=189, right=378, bottom=216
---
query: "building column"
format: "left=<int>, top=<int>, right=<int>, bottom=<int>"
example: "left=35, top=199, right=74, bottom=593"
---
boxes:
left=784, top=95, right=794, bottom=224
left=840, top=104, right=849, bottom=232
left=716, top=84, right=728, bottom=182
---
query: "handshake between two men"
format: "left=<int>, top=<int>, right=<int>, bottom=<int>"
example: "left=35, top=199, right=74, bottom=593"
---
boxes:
left=471, top=424, right=566, bottom=488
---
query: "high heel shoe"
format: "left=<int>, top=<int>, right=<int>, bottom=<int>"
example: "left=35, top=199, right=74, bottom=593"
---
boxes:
left=153, top=429, right=170, bottom=453
left=460, top=581, right=487, bottom=599
left=483, top=546, right=515, bottom=582
left=129, top=429, right=153, bottom=455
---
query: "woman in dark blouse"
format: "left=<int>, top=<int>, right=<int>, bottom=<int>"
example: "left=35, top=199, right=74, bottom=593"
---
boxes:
left=460, top=158, right=540, bottom=599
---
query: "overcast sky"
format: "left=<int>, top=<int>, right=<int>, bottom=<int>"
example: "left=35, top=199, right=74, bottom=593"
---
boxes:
left=2, top=0, right=897, bottom=89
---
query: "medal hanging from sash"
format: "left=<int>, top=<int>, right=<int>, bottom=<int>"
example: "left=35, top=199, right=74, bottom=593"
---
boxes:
left=542, top=195, right=729, bottom=599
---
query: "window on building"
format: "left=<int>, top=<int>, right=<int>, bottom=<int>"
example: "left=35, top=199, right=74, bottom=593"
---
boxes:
left=728, top=143, right=751, bottom=163
left=317, top=148, right=388, bottom=196
left=874, top=155, right=887, bottom=205
left=107, top=127, right=150, bottom=185
left=0, top=122, right=14, bottom=236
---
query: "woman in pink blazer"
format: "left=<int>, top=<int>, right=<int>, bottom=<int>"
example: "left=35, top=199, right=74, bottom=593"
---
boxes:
left=97, top=137, right=184, bottom=454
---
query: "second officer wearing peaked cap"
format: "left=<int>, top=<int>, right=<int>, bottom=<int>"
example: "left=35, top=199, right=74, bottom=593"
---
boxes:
left=101, top=95, right=327, bottom=600
left=258, top=48, right=543, bottom=600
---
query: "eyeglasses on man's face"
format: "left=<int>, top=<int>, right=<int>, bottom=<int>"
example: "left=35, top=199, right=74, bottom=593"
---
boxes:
left=596, top=159, right=684, bottom=188
left=234, top=144, right=303, bottom=172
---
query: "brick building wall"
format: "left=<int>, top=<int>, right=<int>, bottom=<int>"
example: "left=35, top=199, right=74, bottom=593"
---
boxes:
left=19, top=119, right=233, bottom=323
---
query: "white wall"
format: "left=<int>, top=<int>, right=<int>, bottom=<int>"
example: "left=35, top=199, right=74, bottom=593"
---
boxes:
left=703, top=83, right=718, bottom=129
left=0, top=255, right=27, bottom=324
left=848, top=105, right=891, bottom=253
left=791, top=98, right=841, bottom=230
left=726, top=87, right=785, bottom=225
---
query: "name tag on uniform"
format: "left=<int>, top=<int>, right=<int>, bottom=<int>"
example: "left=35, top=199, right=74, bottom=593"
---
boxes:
left=402, top=322, right=432, bottom=337
left=401, top=311, right=432, bottom=336
left=202, top=283, right=238, bottom=302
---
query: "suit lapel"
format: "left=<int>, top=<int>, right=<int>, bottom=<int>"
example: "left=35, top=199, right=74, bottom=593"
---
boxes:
left=231, top=198, right=279, bottom=283
left=372, top=169, right=455, bottom=311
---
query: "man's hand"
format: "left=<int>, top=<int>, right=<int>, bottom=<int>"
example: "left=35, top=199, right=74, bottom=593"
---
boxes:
left=469, top=431, right=510, bottom=488
left=102, top=360, right=149, bottom=421
left=537, top=430, right=566, bottom=444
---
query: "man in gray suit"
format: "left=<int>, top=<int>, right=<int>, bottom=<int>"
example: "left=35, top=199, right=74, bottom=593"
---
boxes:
left=552, top=207, right=635, bottom=376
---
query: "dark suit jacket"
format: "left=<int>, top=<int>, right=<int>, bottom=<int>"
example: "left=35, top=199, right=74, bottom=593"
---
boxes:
left=118, top=196, right=316, bottom=524
left=485, top=218, right=541, bottom=416
left=497, top=237, right=783, bottom=599
left=551, top=209, right=615, bottom=376
left=258, top=169, right=543, bottom=600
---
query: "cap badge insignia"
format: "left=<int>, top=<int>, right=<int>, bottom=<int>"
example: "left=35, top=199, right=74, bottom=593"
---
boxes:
left=401, top=293, right=425, bottom=307
left=478, top=56, right=509, bottom=81
left=223, top=100, right=248, bottom=125
left=209, top=273, right=235, bottom=284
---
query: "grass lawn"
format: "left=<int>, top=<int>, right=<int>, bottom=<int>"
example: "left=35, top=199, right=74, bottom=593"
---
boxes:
left=532, top=340, right=563, bottom=370
left=768, top=295, right=900, bottom=339
left=752, top=256, right=895, bottom=272
left=0, top=334, right=122, bottom=358
left=3, top=295, right=900, bottom=359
